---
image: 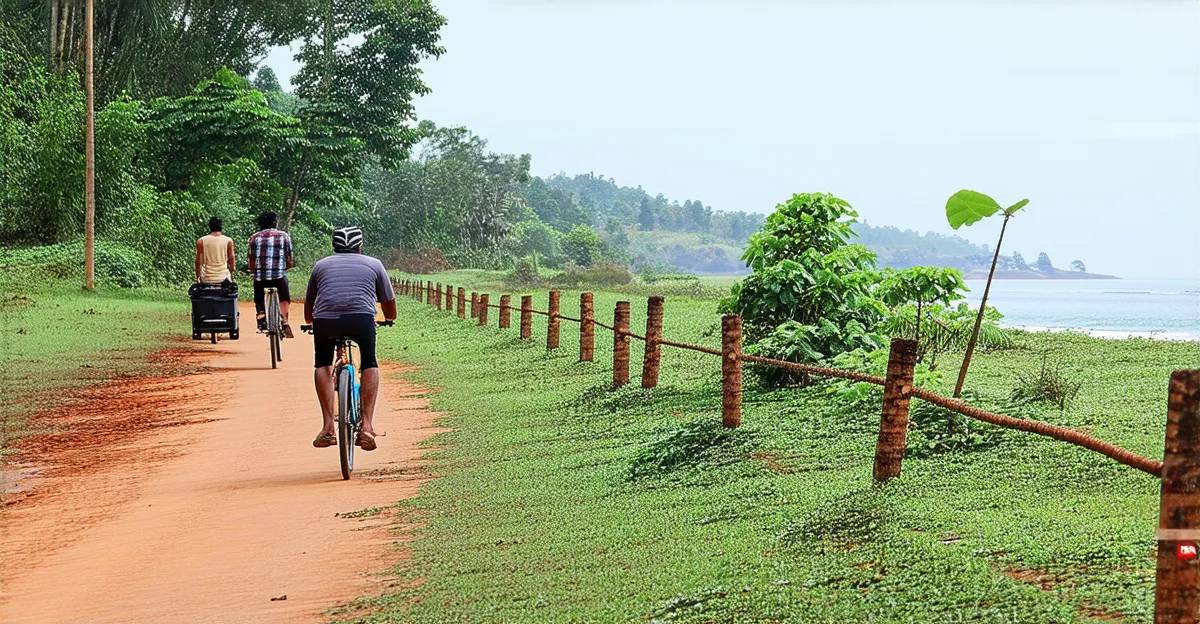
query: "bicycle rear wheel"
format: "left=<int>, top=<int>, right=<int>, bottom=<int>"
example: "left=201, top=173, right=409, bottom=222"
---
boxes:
left=336, top=366, right=355, bottom=480
left=270, top=333, right=280, bottom=369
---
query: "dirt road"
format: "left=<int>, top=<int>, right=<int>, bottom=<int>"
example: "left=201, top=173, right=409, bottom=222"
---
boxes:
left=0, top=304, right=441, bottom=623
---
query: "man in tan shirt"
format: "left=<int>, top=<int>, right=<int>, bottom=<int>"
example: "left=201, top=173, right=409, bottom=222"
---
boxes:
left=195, top=217, right=235, bottom=284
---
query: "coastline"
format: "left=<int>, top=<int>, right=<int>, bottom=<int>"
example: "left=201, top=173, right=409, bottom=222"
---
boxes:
left=963, top=270, right=1119, bottom=280
left=1010, top=325, right=1199, bottom=342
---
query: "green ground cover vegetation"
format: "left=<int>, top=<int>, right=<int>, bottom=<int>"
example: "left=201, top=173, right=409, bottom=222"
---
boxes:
left=348, top=269, right=1198, bottom=623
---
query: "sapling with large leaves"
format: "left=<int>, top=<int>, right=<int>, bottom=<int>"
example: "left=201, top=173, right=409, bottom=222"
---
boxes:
left=944, top=190, right=1029, bottom=397
left=877, top=265, right=967, bottom=352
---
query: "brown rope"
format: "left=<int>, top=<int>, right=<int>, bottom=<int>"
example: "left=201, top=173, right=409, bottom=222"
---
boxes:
left=592, top=319, right=616, bottom=331
left=558, top=314, right=582, bottom=323
left=907, top=387, right=1162, bottom=477
left=529, top=309, right=550, bottom=317
left=660, top=338, right=722, bottom=357
left=740, top=354, right=886, bottom=385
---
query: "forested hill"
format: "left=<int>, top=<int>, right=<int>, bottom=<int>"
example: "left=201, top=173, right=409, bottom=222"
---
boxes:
left=852, top=222, right=992, bottom=271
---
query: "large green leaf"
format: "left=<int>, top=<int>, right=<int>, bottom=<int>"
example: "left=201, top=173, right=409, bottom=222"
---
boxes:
left=1004, top=198, right=1030, bottom=216
left=945, top=190, right=1001, bottom=229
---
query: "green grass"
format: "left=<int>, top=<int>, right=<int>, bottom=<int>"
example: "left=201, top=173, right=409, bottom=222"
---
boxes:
left=356, top=271, right=1198, bottom=623
left=0, top=277, right=191, bottom=453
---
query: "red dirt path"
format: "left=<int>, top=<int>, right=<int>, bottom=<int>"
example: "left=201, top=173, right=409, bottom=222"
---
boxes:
left=0, top=303, right=443, bottom=623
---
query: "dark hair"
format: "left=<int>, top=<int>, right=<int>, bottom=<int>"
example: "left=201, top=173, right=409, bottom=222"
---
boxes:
left=257, top=211, right=277, bottom=230
left=208, top=216, right=223, bottom=233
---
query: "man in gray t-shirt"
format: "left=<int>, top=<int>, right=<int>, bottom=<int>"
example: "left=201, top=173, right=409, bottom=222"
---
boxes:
left=303, top=227, right=397, bottom=451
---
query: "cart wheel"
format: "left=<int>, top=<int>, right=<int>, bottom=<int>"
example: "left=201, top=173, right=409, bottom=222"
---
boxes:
left=193, top=331, right=202, bottom=340
left=230, top=330, right=239, bottom=340
left=211, top=332, right=217, bottom=344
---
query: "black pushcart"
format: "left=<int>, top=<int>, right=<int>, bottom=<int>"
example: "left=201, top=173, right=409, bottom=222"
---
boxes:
left=189, top=282, right=240, bottom=343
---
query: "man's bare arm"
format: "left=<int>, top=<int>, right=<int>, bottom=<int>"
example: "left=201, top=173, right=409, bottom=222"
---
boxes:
left=381, top=299, right=397, bottom=321
left=194, top=240, right=204, bottom=282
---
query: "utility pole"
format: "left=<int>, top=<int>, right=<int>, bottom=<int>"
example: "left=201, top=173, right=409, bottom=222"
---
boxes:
left=83, top=0, right=95, bottom=289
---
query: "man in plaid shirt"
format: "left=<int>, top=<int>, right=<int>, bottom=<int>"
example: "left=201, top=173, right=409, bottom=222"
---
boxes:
left=247, top=211, right=296, bottom=338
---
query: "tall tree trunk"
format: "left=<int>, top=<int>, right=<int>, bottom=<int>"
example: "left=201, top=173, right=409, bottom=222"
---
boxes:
left=281, top=150, right=311, bottom=231
left=282, top=0, right=335, bottom=231
left=952, top=214, right=1010, bottom=397
left=59, top=2, right=71, bottom=66
left=49, top=0, right=58, bottom=70
left=84, top=0, right=95, bottom=290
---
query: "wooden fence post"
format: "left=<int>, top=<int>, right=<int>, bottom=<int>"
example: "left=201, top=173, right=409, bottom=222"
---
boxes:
left=470, top=292, right=479, bottom=319
left=873, top=338, right=918, bottom=483
left=1155, top=369, right=1200, bottom=624
left=642, top=296, right=664, bottom=389
left=580, top=292, right=594, bottom=362
left=520, top=295, right=533, bottom=339
left=499, top=295, right=511, bottom=328
left=479, top=294, right=489, bottom=326
left=613, top=301, right=631, bottom=389
left=427, top=281, right=433, bottom=304
left=445, top=284, right=453, bottom=312
left=721, top=315, right=742, bottom=428
left=418, top=280, right=424, bottom=303
left=547, top=290, right=561, bottom=350
left=457, top=288, right=466, bottom=319
left=435, top=283, right=442, bottom=310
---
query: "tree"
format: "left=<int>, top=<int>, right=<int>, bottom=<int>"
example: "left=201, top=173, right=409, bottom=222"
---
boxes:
left=1070, top=260, right=1086, bottom=273
left=252, top=67, right=282, bottom=93
left=637, top=197, right=655, bottom=230
left=944, top=189, right=1030, bottom=397
left=509, top=220, right=561, bottom=265
left=720, top=193, right=886, bottom=384
left=561, top=225, right=602, bottom=267
left=1012, top=251, right=1029, bottom=271
left=877, top=266, right=967, bottom=348
left=283, top=0, right=446, bottom=229
left=1035, top=252, right=1054, bottom=274
left=36, top=0, right=318, bottom=103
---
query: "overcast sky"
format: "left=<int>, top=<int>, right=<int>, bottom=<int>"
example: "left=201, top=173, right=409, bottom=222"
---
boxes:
left=265, top=1, right=1200, bottom=279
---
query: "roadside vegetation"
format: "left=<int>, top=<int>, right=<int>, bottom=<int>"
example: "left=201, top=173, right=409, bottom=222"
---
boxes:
left=360, top=275, right=1195, bottom=623
left=0, top=274, right=188, bottom=454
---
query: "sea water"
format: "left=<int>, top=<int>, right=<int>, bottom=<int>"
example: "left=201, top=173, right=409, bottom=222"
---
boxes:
left=963, top=278, right=1200, bottom=341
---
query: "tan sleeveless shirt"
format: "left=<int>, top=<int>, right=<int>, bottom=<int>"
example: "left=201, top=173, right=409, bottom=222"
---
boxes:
left=199, top=234, right=233, bottom=283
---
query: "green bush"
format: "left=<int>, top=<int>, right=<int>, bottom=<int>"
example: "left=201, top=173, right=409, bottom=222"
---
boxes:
left=1011, top=354, right=1083, bottom=410
left=549, top=262, right=632, bottom=288
left=504, top=256, right=543, bottom=287
left=561, top=225, right=602, bottom=267
left=1, top=240, right=154, bottom=288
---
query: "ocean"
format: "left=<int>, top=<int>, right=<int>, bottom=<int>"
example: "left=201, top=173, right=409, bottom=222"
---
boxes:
left=964, top=278, right=1200, bottom=341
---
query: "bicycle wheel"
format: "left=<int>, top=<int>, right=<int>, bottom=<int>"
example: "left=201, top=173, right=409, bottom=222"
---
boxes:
left=336, top=366, right=355, bottom=480
left=270, top=332, right=280, bottom=369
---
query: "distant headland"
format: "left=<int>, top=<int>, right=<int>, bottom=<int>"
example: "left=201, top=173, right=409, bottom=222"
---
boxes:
left=963, top=269, right=1119, bottom=280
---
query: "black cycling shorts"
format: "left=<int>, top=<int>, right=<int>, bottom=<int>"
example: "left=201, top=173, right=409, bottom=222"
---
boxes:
left=253, top=277, right=291, bottom=315
left=313, top=314, right=378, bottom=370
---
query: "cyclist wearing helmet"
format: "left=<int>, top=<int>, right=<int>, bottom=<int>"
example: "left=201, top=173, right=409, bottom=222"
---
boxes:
left=303, top=227, right=397, bottom=450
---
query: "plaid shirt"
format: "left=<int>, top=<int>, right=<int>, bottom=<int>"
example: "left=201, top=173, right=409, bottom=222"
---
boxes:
left=249, top=229, right=293, bottom=281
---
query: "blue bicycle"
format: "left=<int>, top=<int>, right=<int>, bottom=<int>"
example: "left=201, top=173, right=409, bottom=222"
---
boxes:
left=301, top=320, right=393, bottom=479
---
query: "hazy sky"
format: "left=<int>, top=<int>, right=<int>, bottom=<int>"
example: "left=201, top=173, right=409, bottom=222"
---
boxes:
left=265, top=1, right=1200, bottom=278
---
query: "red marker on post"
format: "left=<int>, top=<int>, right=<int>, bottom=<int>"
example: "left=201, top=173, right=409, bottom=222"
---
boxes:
left=1177, top=542, right=1198, bottom=561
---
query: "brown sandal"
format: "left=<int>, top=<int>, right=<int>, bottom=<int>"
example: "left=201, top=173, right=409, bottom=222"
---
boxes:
left=312, top=432, right=337, bottom=448
left=355, top=431, right=377, bottom=451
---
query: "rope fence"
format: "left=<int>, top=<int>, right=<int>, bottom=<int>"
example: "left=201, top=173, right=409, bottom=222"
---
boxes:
left=394, top=278, right=1199, bottom=620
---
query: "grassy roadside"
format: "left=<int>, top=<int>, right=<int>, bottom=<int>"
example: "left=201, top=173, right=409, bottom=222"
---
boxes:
left=0, top=278, right=191, bottom=454
left=362, top=272, right=1198, bottom=623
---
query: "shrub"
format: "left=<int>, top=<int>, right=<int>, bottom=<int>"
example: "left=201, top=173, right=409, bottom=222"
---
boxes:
left=1010, top=354, right=1083, bottom=410
left=550, top=262, right=633, bottom=288
left=504, top=256, right=543, bottom=287
left=1, top=240, right=154, bottom=288
left=386, top=247, right=455, bottom=274
left=746, top=320, right=884, bottom=387
left=561, top=225, right=602, bottom=267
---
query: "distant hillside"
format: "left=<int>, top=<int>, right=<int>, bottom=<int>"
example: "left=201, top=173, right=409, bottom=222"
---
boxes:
left=852, top=222, right=991, bottom=271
